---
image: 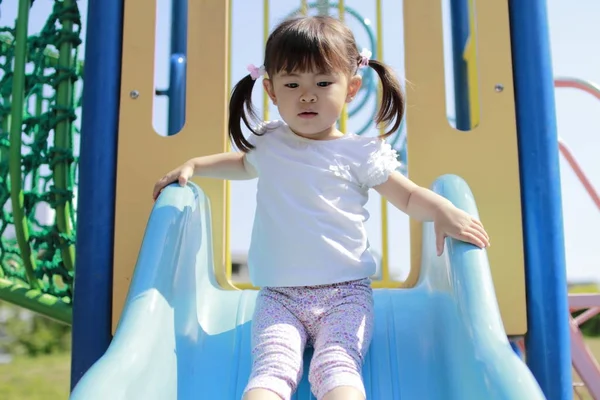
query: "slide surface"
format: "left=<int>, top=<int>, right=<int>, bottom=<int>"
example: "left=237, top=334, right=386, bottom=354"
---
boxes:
left=70, top=175, right=546, bottom=400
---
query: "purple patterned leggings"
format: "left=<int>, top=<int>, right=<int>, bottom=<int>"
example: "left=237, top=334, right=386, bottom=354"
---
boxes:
left=243, top=278, right=374, bottom=400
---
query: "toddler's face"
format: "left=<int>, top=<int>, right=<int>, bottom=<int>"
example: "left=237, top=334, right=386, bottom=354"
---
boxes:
left=263, top=69, right=362, bottom=139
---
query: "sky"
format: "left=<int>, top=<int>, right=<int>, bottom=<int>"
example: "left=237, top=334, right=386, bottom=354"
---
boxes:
left=1, top=0, right=598, bottom=283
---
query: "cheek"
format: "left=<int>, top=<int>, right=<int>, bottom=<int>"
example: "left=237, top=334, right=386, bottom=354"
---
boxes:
left=328, top=91, right=348, bottom=107
left=277, top=94, right=294, bottom=108
left=268, top=92, right=283, bottom=106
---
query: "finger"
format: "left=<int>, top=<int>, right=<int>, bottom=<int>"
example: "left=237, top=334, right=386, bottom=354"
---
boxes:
left=152, top=184, right=162, bottom=201
left=182, top=166, right=194, bottom=181
left=467, top=227, right=490, bottom=247
left=178, top=175, right=188, bottom=186
left=435, top=231, right=445, bottom=256
left=471, top=217, right=484, bottom=229
left=471, top=219, right=490, bottom=240
left=459, top=231, right=487, bottom=249
left=470, top=223, right=490, bottom=243
left=160, top=173, right=178, bottom=187
left=153, top=174, right=174, bottom=199
left=465, top=217, right=488, bottom=239
left=468, top=217, right=485, bottom=231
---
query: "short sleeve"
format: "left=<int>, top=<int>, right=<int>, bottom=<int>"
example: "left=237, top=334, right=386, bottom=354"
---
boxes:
left=244, top=121, right=267, bottom=148
left=244, top=129, right=259, bottom=170
left=243, top=120, right=282, bottom=171
left=246, top=120, right=281, bottom=146
left=357, top=139, right=401, bottom=188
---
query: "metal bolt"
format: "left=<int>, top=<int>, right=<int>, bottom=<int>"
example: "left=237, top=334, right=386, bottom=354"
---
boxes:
left=494, top=84, right=504, bottom=93
left=130, top=90, right=140, bottom=99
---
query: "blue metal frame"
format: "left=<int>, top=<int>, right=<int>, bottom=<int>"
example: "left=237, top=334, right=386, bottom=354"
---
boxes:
left=170, top=0, right=188, bottom=55
left=508, top=1, right=572, bottom=399
left=167, top=54, right=186, bottom=135
left=167, top=0, right=187, bottom=135
left=449, top=0, right=471, bottom=130
left=70, top=0, right=124, bottom=390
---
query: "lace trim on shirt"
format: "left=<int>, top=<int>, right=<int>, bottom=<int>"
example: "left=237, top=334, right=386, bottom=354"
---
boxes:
left=364, top=141, right=401, bottom=188
left=255, top=120, right=283, bottom=135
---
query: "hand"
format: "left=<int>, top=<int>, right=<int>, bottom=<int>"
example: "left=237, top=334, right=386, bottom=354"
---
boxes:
left=433, top=203, right=490, bottom=256
left=152, top=161, right=195, bottom=201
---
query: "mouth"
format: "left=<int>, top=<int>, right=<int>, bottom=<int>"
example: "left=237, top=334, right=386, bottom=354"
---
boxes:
left=298, top=111, right=318, bottom=118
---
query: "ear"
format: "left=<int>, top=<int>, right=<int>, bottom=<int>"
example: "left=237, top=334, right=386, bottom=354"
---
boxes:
left=262, top=78, right=277, bottom=105
left=346, top=75, right=363, bottom=103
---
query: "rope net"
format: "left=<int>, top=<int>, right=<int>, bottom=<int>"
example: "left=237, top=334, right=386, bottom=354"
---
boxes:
left=0, top=0, right=82, bottom=314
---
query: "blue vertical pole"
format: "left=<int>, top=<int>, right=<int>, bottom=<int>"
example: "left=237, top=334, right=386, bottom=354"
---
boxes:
left=449, top=0, right=470, bottom=131
left=167, top=54, right=186, bottom=135
left=170, top=0, right=187, bottom=55
left=70, top=0, right=123, bottom=390
left=168, top=0, right=187, bottom=135
left=508, top=1, right=572, bottom=399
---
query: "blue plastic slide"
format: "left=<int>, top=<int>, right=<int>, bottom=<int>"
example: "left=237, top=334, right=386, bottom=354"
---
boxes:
left=70, top=175, right=546, bottom=399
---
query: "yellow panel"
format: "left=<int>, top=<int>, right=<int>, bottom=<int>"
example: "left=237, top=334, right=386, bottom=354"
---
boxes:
left=112, top=0, right=233, bottom=331
left=403, top=0, right=527, bottom=335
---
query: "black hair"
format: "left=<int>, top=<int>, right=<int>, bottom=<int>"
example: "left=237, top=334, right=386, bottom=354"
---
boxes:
left=229, top=15, right=404, bottom=152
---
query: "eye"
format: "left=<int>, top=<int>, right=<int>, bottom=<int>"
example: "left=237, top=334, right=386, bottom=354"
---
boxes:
left=284, top=83, right=299, bottom=88
left=317, top=81, right=332, bottom=87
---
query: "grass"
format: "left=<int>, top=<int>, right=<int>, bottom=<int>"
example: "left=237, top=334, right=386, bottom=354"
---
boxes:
left=0, top=352, right=71, bottom=400
left=0, top=338, right=597, bottom=399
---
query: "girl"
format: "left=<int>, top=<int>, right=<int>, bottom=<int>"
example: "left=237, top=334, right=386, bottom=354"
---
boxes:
left=153, top=15, right=490, bottom=400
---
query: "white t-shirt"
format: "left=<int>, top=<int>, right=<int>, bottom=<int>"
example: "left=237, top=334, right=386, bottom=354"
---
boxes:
left=244, top=120, right=400, bottom=288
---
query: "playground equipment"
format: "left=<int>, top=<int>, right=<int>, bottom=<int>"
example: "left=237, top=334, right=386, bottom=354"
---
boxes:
left=2, top=0, right=599, bottom=398
left=554, top=77, right=600, bottom=400
left=508, top=77, right=600, bottom=399
left=68, top=0, right=568, bottom=397
left=70, top=176, right=545, bottom=399
left=0, top=0, right=81, bottom=323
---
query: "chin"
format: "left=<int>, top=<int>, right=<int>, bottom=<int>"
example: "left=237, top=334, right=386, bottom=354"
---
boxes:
left=294, top=120, right=337, bottom=134
left=292, top=126, right=329, bottom=137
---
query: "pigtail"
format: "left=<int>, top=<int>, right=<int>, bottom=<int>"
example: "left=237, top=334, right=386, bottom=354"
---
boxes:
left=367, top=59, right=405, bottom=137
left=228, top=74, right=259, bottom=153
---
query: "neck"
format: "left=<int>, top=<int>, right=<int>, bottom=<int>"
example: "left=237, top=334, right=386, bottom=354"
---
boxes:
left=291, top=124, right=344, bottom=141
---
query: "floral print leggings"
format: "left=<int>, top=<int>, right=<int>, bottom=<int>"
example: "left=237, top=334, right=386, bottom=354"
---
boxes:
left=243, top=278, right=374, bottom=400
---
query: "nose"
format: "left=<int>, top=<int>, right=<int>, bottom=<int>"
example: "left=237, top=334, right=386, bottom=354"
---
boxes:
left=300, top=91, right=316, bottom=103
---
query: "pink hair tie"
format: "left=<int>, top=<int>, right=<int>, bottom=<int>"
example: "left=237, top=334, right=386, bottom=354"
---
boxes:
left=247, top=64, right=266, bottom=80
left=359, top=48, right=372, bottom=68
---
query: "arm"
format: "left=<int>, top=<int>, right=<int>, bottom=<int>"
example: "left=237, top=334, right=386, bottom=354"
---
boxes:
left=189, top=152, right=257, bottom=180
left=373, top=171, right=452, bottom=222
left=152, top=151, right=256, bottom=200
left=374, top=171, right=490, bottom=255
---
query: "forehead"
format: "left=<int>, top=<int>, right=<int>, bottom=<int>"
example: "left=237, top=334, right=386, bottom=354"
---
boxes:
left=276, top=70, right=339, bottom=78
left=266, top=26, right=355, bottom=76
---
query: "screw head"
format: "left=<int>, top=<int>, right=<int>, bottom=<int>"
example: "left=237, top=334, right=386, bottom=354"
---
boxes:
left=130, top=90, right=140, bottom=99
left=494, top=84, right=504, bottom=93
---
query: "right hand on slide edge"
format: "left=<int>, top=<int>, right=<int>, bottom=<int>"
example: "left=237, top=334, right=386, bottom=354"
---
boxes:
left=152, top=161, right=195, bottom=201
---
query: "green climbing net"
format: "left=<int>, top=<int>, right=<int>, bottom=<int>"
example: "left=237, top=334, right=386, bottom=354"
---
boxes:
left=0, top=0, right=82, bottom=323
